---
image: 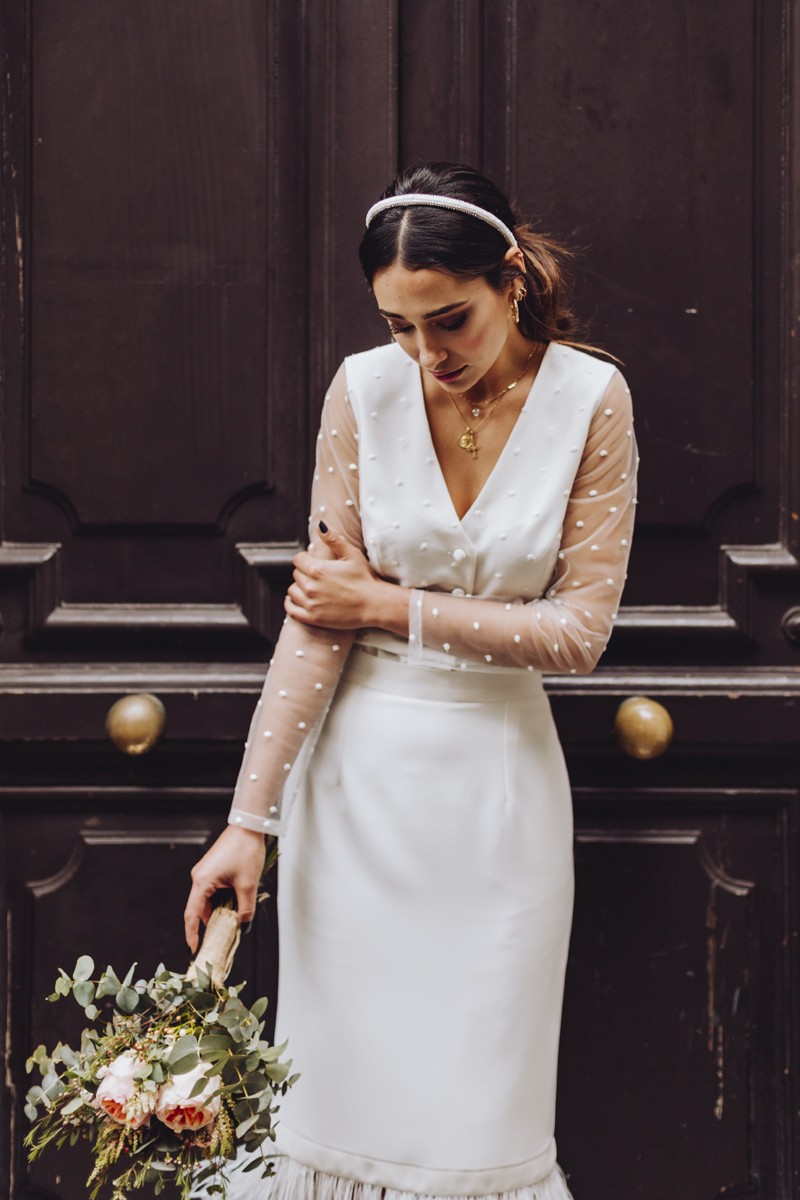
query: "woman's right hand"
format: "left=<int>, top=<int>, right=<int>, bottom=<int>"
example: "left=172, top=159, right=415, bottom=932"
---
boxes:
left=184, top=825, right=267, bottom=953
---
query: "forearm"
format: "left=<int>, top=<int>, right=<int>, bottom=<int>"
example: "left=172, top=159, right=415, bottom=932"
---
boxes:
left=363, top=575, right=412, bottom=637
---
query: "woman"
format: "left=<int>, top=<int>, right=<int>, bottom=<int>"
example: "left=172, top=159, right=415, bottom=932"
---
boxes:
left=185, top=162, right=637, bottom=1200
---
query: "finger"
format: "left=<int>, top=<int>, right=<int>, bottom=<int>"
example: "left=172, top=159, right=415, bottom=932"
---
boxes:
left=234, top=878, right=258, bottom=926
left=293, top=550, right=317, bottom=574
left=287, top=580, right=312, bottom=607
left=291, top=567, right=321, bottom=597
left=285, top=593, right=317, bottom=623
left=184, top=879, right=215, bottom=952
left=183, top=873, right=215, bottom=945
left=287, top=583, right=321, bottom=617
left=317, top=521, right=352, bottom=560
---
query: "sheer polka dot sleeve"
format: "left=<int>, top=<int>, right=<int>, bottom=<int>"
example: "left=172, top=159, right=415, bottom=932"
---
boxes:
left=228, top=365, right=361, bottom=837
left=411, top=371, right=637, bottom=674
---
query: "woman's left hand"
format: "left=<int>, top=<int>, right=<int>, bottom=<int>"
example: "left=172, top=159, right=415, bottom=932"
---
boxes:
left=286, top=525, right=383, bottom=629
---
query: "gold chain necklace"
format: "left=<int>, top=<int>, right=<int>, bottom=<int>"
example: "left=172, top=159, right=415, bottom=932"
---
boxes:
left=447, top=348, right=536, bottom=459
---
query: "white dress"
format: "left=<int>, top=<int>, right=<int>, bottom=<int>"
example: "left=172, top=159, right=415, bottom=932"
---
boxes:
left=221, top=341, right=637, bottom=1200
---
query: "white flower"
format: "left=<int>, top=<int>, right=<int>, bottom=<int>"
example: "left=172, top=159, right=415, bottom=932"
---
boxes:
left=94, top=1051, right=153, bottom=1129
left=156, top=1063, right=220, bottom=1132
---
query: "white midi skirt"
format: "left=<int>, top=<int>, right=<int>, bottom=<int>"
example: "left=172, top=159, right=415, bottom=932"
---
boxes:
left=246, top=647, right=575, bottom=1200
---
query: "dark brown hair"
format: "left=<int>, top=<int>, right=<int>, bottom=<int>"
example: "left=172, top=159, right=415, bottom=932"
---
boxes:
left=358, top=162, right=581, bottom=347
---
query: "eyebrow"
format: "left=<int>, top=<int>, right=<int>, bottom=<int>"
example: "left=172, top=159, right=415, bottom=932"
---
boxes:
left=377, top=301, right=468, bottom=320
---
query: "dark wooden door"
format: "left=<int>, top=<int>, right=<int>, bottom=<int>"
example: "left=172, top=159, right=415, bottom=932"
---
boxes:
left=1, top=3, right=798, bottom=1199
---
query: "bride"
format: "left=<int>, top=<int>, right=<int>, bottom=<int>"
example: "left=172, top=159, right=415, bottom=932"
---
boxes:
left=185, top=161, right=637, bottom=1199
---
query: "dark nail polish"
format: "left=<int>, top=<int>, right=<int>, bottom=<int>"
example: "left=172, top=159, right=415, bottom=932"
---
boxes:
left=318, top=520, right=328, bottom=534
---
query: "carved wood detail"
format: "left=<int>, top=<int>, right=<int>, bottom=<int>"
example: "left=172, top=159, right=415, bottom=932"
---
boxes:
left=0, top=541, right=296, bottom=641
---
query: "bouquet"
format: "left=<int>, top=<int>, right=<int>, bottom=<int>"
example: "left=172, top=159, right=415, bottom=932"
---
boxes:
left=24, top=869, right=296, bottom=1199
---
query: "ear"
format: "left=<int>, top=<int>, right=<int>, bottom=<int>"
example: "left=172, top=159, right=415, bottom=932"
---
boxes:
left=503, top=246, right=526, bottom=278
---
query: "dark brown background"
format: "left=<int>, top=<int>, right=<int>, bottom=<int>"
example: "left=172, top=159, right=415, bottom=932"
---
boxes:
left=1, top=3, right=799, bottom=1198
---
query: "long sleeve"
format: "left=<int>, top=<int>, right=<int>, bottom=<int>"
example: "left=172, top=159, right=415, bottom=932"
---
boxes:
left=228, top=365, right=361, bottom=836
left=409, top=370, right=637, bottom=674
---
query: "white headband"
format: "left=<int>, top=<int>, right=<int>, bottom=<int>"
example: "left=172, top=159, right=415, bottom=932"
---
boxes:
left=364, top=193, right=518, bottom=248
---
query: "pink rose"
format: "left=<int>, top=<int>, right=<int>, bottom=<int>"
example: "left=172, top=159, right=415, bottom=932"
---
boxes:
left=155, top=1064, right=220, bottom=1133
left=94, top=1051, right=152, bottom=1129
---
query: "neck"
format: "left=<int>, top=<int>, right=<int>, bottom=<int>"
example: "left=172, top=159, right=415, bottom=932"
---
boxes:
left=459, top=335, right=538, bottom=406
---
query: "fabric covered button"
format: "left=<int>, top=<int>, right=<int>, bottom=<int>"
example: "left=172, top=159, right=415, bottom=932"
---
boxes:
left=453, top=548, right=467, bottom=562
left=451, top=587, right=466, bottom=597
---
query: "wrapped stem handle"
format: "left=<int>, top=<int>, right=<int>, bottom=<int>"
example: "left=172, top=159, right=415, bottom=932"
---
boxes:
left=186, top=906, right=241, bottom=987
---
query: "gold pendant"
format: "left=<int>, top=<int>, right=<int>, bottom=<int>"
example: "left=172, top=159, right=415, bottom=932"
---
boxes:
left=458, top=428, right=479, bottom=458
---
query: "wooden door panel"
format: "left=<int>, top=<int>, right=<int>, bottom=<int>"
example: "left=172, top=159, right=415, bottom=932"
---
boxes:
left=1, top=2, right=313, bottom=654
left=558, top=792, right=793, bottom=1199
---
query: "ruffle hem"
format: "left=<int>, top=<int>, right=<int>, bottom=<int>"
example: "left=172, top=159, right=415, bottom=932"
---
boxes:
left=206, top=1154, right=575, bottom=1200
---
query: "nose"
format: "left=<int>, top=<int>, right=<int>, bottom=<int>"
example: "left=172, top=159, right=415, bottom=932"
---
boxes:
left=417, top=333, right=446, bottom=369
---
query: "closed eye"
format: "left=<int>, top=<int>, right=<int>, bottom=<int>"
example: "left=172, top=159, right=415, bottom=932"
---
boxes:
left=439, top=312, right=468, bottom=332
left=388, top=311, right=469, bottom=337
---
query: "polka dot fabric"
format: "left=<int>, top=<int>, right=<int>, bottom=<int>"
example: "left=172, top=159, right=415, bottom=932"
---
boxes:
left=227, top=342, right=637, bottom=837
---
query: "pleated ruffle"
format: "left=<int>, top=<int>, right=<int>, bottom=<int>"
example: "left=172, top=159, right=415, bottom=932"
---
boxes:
left=202, top=1154, right=575, bottom=1200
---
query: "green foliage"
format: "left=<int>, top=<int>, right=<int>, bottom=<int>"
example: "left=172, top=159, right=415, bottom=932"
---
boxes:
left=25, top=872, right=293, bottom=1200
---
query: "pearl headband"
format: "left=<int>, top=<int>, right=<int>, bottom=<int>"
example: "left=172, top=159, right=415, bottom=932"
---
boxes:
left=364, top=193, right=518, bottom=248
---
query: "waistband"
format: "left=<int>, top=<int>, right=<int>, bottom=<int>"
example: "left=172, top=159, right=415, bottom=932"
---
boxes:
left=342, top=643, right=544, bottom=703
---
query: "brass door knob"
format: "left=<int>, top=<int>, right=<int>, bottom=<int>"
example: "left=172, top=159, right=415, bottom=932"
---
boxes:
left=106, top=693, right=166, bottom=755
left=614, top=696, right=673, bottom=760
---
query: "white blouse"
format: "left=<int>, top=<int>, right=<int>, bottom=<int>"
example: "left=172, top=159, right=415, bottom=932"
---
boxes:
left=228, top=340, right=638, bottom=837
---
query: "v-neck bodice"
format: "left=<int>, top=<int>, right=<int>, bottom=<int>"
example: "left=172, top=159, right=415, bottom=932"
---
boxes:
left=346, top=340, right=616, bottom=624
left=413, top=344, right=552, bottom=526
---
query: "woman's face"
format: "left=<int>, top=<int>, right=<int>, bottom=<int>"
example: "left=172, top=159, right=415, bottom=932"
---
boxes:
left=372, top=262, right=518, bottom=393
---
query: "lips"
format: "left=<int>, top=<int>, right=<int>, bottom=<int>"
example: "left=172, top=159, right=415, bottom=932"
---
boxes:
left=432, top=366, right=466, bottom=384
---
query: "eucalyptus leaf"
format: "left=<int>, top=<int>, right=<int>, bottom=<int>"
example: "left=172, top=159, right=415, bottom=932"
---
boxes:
left=169, top=1034, right=198, bottom=1063
left=199, top=1034, right=230, bottom=1053
left=72, top=981, right=95, bottom=1008
left=250, top=997, right=268, bottom=1021
left=72, top=955, right=94, bottom=982
left=193, top=1165, right=217, bottom=1183
left=52, top=1044, right=78, bottom=1068
left=264, top=1061, right=289, bottom=1084
left=188, top=1075, right=212, bottom=1099
left=26, top=1047, right=48, bottom=1074
left=95, top=969, right=121, bottom=999
left=84, top=1003, right=99, bottom=1021
left=194, top=966, right=211, bottom=990
left=170, top=1053, right=200, bottom=1075
left=243, top=1157, right=266, bottom=1173
left=61, top=1095, right=85, bottom=1116
left=260, top=1038, right=288, bottom=1061
left=115, top=987, right=138, bottom=1013
left=41, top=1070, right=60, bottom=1093
left=192, top=993, right=216, bottom=1013
left=235, top=1113, right=260, bottom=1138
